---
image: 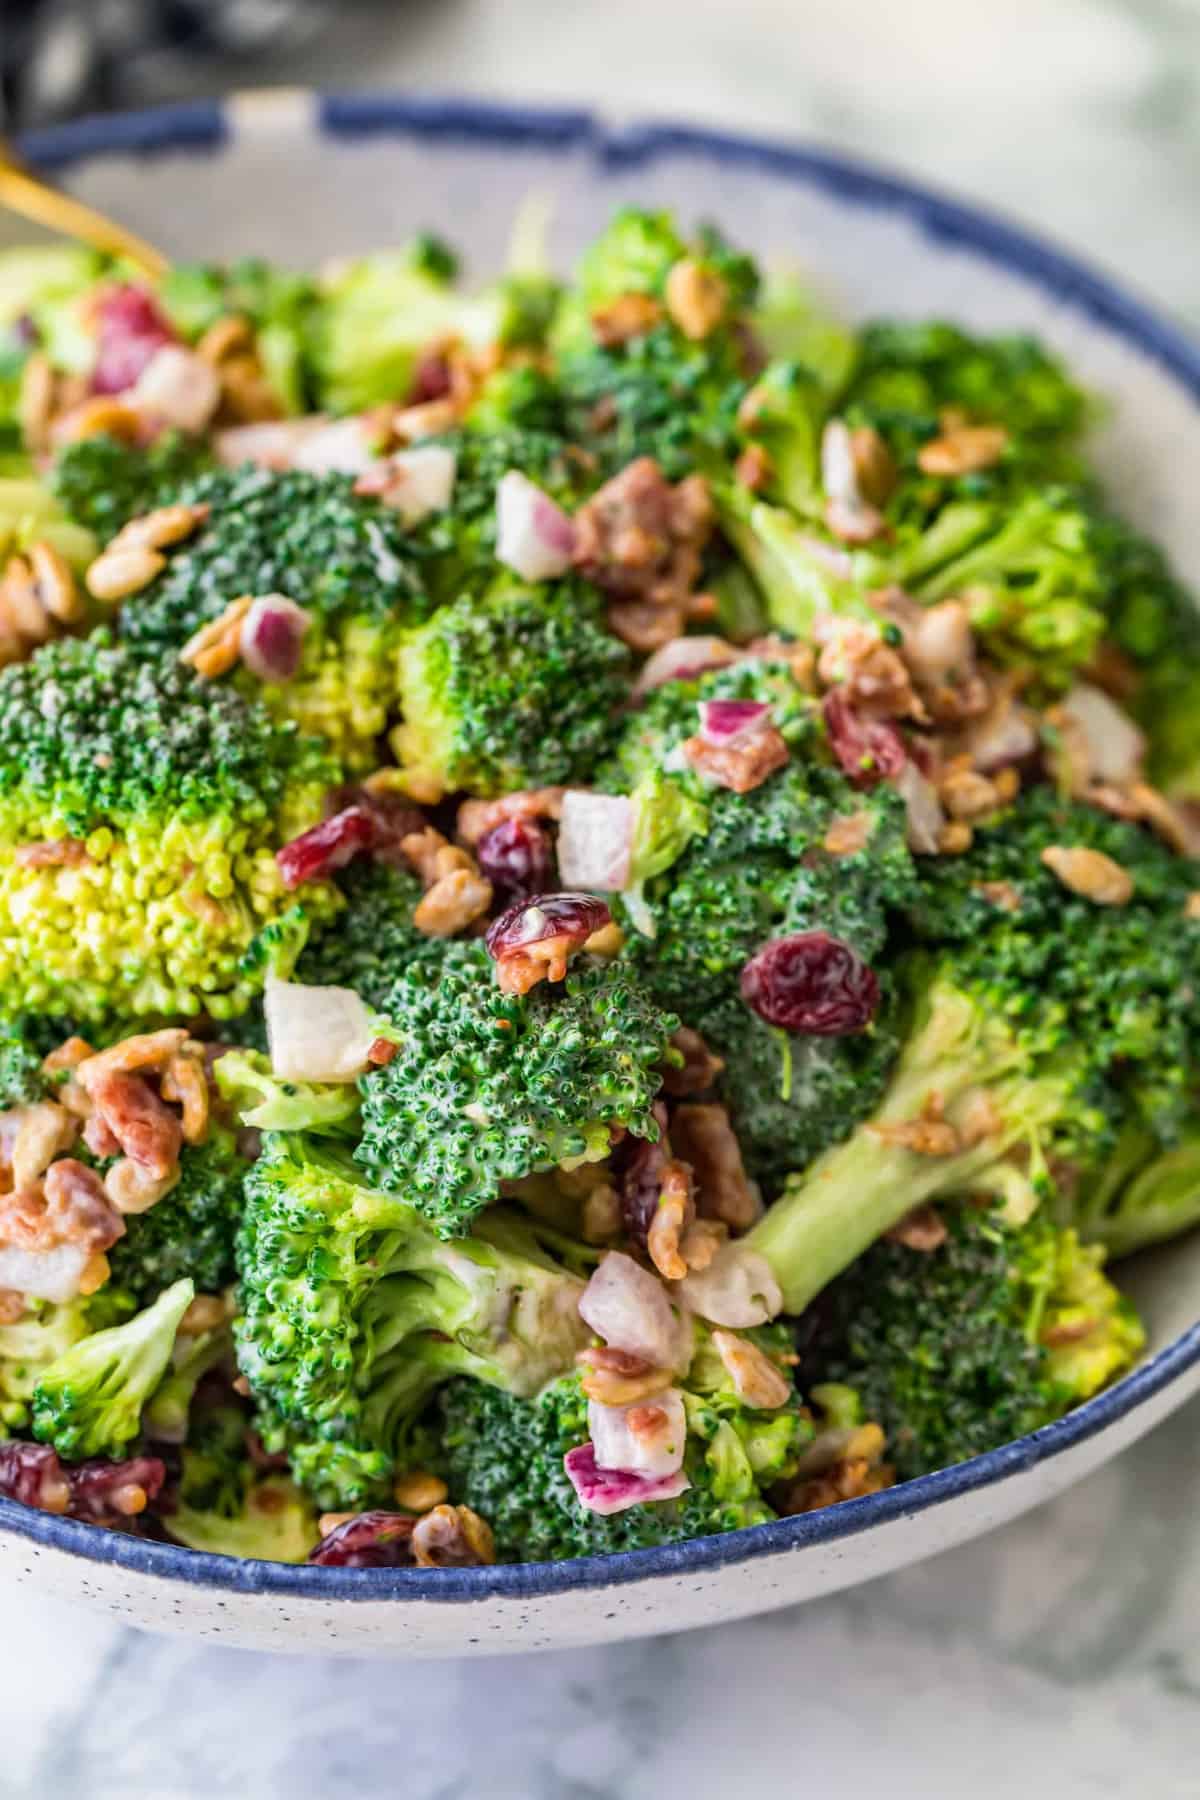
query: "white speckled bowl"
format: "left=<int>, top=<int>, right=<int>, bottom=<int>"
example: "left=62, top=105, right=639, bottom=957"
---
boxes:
left=4, top=90, right=1200, bottom=1657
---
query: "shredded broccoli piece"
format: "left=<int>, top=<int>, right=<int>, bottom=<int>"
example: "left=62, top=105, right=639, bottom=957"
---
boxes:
left=51, top=432, right=214, bottom=540
left=107, top=1127, right=249, bottom=1305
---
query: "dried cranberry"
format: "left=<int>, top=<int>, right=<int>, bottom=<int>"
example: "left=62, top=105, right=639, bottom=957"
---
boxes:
left=741, top=931, right=880, bottom=1035
left=476, top=818, right=554, bottom=904
left=91, top=284, right=176, bottom=395
left=0, top=1441, right=69, bottom=1512
left=67, top=1455, right=167, bottom=1524
left=407, top=351, right=453, bottom=405
left=822, top=689, right=907, bottom=789
left=485, top=891, right=611, bottom=961
left=11, top=312, right=39, bottom=349
left=276, top=806, right=376, bottom=889
left=308, top=1510, right=416, bottom=1568
left=613, top=1101, right=669, bottom=1248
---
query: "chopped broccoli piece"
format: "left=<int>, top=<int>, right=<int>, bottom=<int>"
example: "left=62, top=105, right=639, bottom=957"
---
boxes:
left=214, top=1050, right=361, bottom=1135
left=51, top=432, right=213, bottom=541
left=801, top=1205, right=1144, bottom=1479
left=355, top=942, right=677, bottom=1236
left=107, top=1127, right=249, bottom=1305
left=0, top=1296, right=95, bottom=1437
left=162, top=1392, right=319, bottom=1563
left=291, top=857, right=441, bottom=1009
left=31, top=1278, right=194, bottom=1461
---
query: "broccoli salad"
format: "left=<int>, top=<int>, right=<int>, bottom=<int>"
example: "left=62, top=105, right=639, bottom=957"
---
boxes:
left=0, top=209, right=1195, bottom=1572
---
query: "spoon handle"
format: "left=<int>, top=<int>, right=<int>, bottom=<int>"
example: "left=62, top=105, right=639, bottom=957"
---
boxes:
left=0, top=152, right=169, bottom=280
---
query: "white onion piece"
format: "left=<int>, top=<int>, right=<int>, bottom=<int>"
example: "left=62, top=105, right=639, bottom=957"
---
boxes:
left=674, top=1243, right=782, bottom=1328
left=556, top=791, right=634, bottom=891
left=0, top=1243, right=91, bottom=1305
left=385, top=445, right=458, bottom=524
left=215, top=419, right=327, bottom=469
left=895, top=761, right=945, bottom=855
left=265, top=976, right=376, bottom=1083
left=579, top=1251, right=687, bottom=1367
left=1061, top=682, right=1146, bottom=785
left=132, top=345, right=221, bottom=433
left=291, top=415, right=379, bottom=477
left=563, top=1444, right=691, bottom=1516
left=632, top=635, right=740, bottom=697
left=495, top=471, right=576, bottom=581
left=588, top=1389, right=687, bottom=1478
left=698, top=698, right=771, bottom=746
left=966, top=702, right=1039, bottom=773
left=820, top=419, right=859, bottom=505
left=907, top=600, right=974, bottom=684
left=240, top=595, right=310, bottom=683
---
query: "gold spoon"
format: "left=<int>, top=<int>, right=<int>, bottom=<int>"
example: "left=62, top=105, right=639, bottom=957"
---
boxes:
left=0, top=139, right=169, bottom=280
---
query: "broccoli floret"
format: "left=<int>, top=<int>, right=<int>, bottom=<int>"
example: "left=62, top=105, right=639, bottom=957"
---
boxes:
left=215, top=1049, right=362, bottom=1135
left=292, top=858, right=443, bottom=1010
left=801, top=1205, right=1144, bottom=1479
left=391, top=582, right=629, bottom=801
left=553, top=210, right=760, bottom=479
left=0, top=1013, right=51, bottom=1109
left=0, top=472, right=98, bottom=572
left=157, top=258, right=317, bottom=415
left=355, top=942, right=677, bottom=1237
left=107, top=1127, right=249, bottom=1305
left=746, top=792, right=1200, bottom=1314
left=161, top=1391, right=319, bottom=1563
left=235, top=1133, right=594, bottom=1508
left=0, top=1296, right=95, bottom=1436
left=0, top=632, right=338, bottom=1021
left=30, top=1277, right=194, bottom=1461
left=51, top=432, right=213, bottom=541
left=438, top=1343, right=811, bottom=1562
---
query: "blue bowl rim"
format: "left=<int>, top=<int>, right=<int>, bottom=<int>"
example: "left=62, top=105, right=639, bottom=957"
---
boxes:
left=6, top=89, right=1200, bottom=1606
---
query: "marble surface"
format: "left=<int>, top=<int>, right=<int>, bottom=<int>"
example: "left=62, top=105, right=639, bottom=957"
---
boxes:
left=5, top=3, right=1200, bottom=1794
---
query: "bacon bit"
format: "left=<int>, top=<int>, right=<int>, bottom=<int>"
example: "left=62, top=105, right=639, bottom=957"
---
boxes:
left=14, top=836, right=92, bottom=869
left=367, top=1037, right=398, bottom=1067
left=670, top=1103, right=759, bottom=1231
left=456, top=786, right=566, bottom=846
left=41, top=1159, right=126, bottom=1253
left=159, top=1053, right=210, bottom=1146
left=591, top=292, right=663, bottom=347
left=822, top=689, right=907, bottom=789
left=682, top=723, right=789, bottom=793
left=884, top=1204, right=948, bottom=1251
left=573, top=458, right=714, bottom=645
left=661, top=1026, right=724, bottom=1097
left=87, top=1070, right=182, bottom=1178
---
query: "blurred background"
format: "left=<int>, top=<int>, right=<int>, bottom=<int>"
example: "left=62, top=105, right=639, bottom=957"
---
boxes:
left=6, top=0, right=1200, bottom=320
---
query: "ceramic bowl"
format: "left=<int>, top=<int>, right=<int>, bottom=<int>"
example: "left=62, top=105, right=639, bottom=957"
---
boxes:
left=3, top=91, right=1200, bottom=1657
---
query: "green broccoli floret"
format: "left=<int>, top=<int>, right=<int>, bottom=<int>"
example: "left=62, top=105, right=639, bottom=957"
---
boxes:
left=0, top=472, right=98, bottom=571
left=161, top=1390, right=319, bottom=1563
left=0, top=1013, right=51, bottom=1109
left=107, top=1127, right=250, bottom=1305
left=292, top=858, right=443, bottom=1010
left=355, top=942, right=677, bottom=1237
left=157, top=257, right=317, bottom=414
left=438, top=1339, right=811, bottom=1562
left=391, top=582, right=629, bottom=801
left=235, top=1133, right=594, bottom=1508
left=0, top=632, right=338, bottom=1022
left=801, top=1205, right=1144, bottom=1480
left=51, top=432, right=213, bottom=541
left=553, top=209, right=760, bottom=479
left=746, top=792, right=1200, bottom=1315
left=30, top=1277, right=194, bottom=1461
left=214, top=1049, right=362, bottom=1135
left=0, top=1295, right=95, bottom=1436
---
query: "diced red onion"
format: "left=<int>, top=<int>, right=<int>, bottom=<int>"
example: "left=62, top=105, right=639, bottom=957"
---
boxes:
left=264, top=976, right=376, bottom=1084
left=0, top=1243, right=91, bottom=1304
left=1060, top=682, right=1145, bottom=785
left=91, top=284, right=177, bottom=395
left=578, top=1251, right=690, bottom=1369
left=131, top=345, right=220, bottom=433
left=563, top=1443, right=691, bottom=1516
left=631, top=635, right=741, bottom=697
left=895, top=761, right=945, bottom=855
left=588, top=1389, right=687, bottom=1478
left=674, top=1242, right=782, bottom=1328
left=822, top=689, right=907, bottom=788
left=698, top=698, right=771, bottom=746
left=290, top=415, right=380, bottom=477
left=240, top=595, right=310, bottom=683
left=276, top=806, right=376, bottom=889
left=555, top=792, right=634, bottom=892
left=495, top=471, right=576, bottom=581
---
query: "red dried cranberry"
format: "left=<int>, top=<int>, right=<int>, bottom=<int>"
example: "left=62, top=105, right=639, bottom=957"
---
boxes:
left=276, top=806, right=376, bottom=889
left=67, top=1455, right=167, bottom=1524
left=0, top=1441, right=69, bottom=1511
left=91, top=284, right=176, bottom=395
left=740, top=931, right=880, bottom=1035
left=407, top=351, right=453, bottom=405
left=308, top=1510, right=417, bottom=1568
left=485, top=891, right=611, bottom=961
left=822, top=689, right=906, bottom=789
left=614, top=1100, right=669, bottom=1248
left=476, top=818, right=554, bottom=904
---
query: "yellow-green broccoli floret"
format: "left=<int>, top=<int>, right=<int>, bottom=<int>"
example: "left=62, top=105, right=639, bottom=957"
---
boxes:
left=0, top=632, right=339, bottom=1022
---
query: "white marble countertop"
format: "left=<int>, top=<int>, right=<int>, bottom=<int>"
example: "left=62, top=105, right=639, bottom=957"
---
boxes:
left=5, top=3, right=1200, bottom=1794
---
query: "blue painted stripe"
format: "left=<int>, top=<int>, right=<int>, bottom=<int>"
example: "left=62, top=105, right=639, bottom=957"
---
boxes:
left=7, top=90, right=1200, bottom=1605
